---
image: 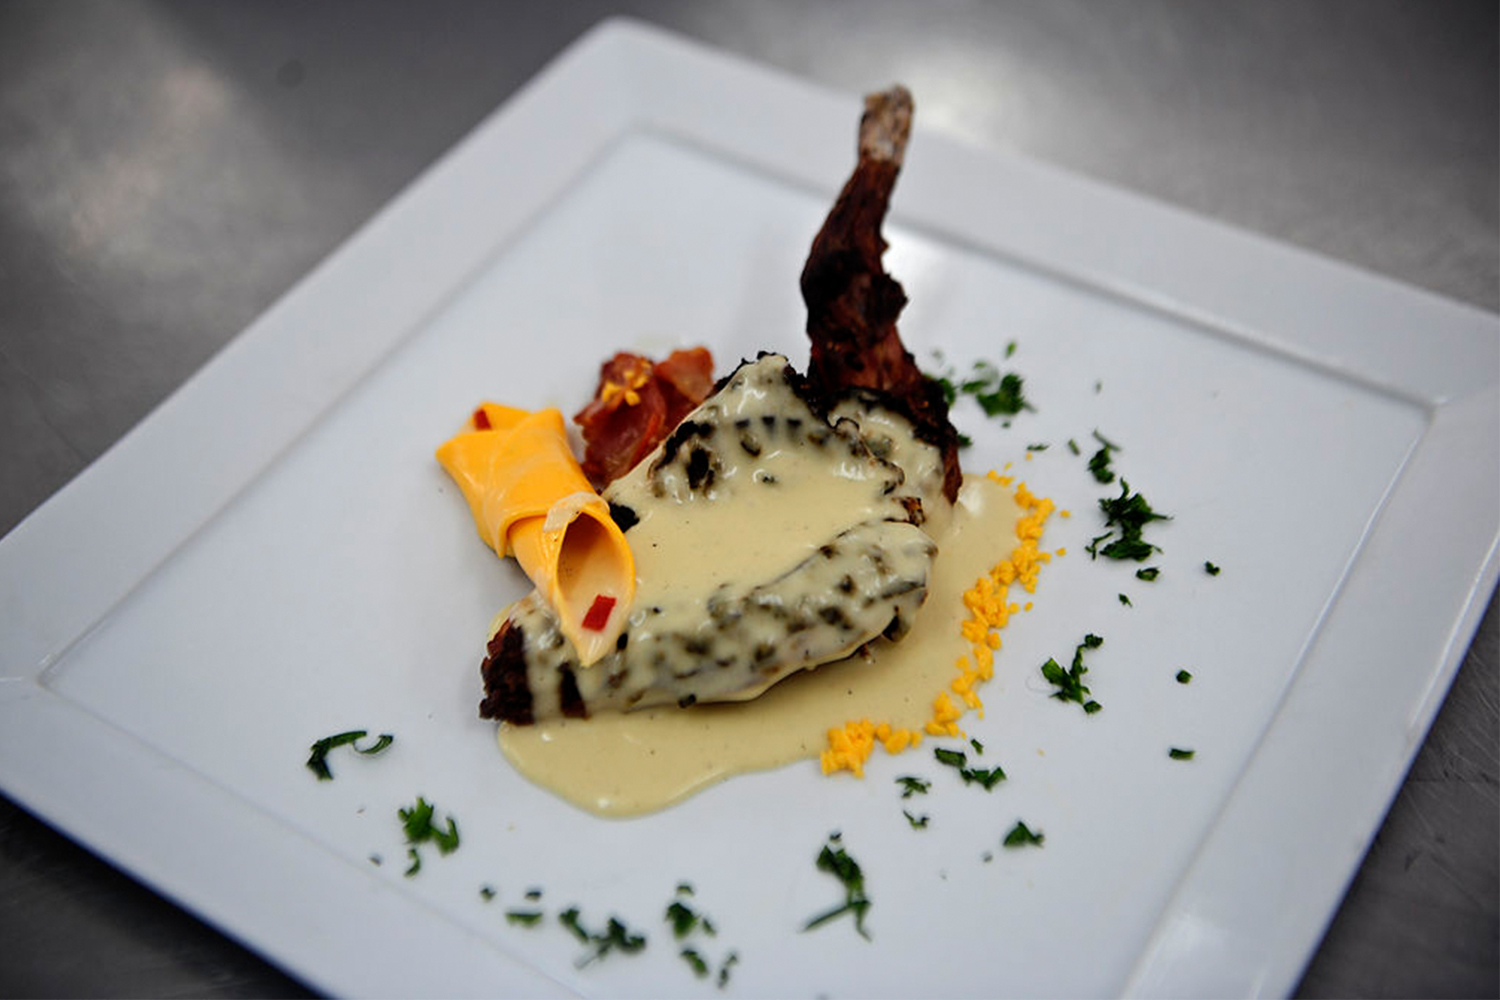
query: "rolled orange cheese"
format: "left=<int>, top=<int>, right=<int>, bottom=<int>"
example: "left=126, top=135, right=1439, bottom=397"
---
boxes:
left=436, top=404, right=634, bottom=667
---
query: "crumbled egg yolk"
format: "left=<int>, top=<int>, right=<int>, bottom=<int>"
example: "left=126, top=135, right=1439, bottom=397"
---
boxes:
left=821, top=473, right=1057, bottom=775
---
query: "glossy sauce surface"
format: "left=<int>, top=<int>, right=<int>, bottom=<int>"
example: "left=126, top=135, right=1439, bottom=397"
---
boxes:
left=499, top=474, right=1022, bottom=816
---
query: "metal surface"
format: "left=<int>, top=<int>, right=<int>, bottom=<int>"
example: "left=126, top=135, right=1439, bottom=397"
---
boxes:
left=1, top=1, right=1494, bottom=996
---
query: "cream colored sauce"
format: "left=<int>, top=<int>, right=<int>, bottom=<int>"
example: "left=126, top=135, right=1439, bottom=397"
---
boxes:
left=621, top=428, right=900, bottom=635
left=498, top=473, right=1021, bottom=817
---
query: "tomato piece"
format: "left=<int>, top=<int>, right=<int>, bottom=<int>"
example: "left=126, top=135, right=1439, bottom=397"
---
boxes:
left=582, top=594, right=616, bottom=631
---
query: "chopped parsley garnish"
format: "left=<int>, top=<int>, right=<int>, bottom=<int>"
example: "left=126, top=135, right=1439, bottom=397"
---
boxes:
left=666, top=900, right=699, bottom=938
left=398, top=797, right=459, bottom=877
left=924, top=355, right=1033, bottom=435
left=1205, top=561, right=1222, bottom=576
left=665, top=883, right=716, bottom=940
left=1136, top=567, right=1160, bottom=581
left=956, top=431, right=973, bottom=449
left=479, top=885, right=497, bottom=901
left=1086, top=430, right=1119, bottom=484
left=680, top=947, right=709, bottom=978
left=1003, top=821, right=1045, bottom=847
left=1176, top=670, right=1193, bottom=684
left=1027, top=442, right=1049, bottom=451
left=1005, top=340, right=1017, bottom=358
left=903, top=810, right=930, bottom=829
left=1088, top=480, right=1171, bottom=561
left=933, top=746, right=1007, bottom=789
left=560, top=907, right=648, bottom=966
left=305, top=729, right=393, bottom=780
left=524, top=887, right=543, bottom=901
left=559, top=906, right=590, bottom=943
left=1169, top=747, right=1196, bottom=760
left=505, top=910, right=544, bottom=926
left=1119, top=593, right=1132, bottom=606
left=804, top=833, right=872, bottom=940
left=1067, top=438, right=1081, bottom=455
left=970, top=738, right=985, bottom=755
left=973, top=370, right=1031, bottom=418
left=718, top=952, right=740, bottom=988
left=1041, top=634, right=1104, bottom=714
left=895, top=775, right=931, bottom=799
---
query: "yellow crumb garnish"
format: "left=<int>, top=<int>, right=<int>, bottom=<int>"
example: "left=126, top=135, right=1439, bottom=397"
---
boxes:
left=820, top=719, right=923, bottom=777
left=822, top=472, right=1056, bottom=776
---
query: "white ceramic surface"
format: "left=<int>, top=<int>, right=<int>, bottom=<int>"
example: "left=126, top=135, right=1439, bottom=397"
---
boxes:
left=1, top=20, right=1495, bottom=999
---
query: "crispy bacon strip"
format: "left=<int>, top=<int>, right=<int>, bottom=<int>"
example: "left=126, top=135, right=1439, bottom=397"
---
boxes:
left=801, top=86, right=962, bottom=503
left=573, top=347, right=715, bottom=489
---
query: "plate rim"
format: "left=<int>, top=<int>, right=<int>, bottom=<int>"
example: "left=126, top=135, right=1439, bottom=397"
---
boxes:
left=0, top=16, right=1495, bottom=998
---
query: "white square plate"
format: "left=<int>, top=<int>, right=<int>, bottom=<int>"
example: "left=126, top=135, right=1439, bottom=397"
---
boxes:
left=1, top=19, right=1495, bottom=998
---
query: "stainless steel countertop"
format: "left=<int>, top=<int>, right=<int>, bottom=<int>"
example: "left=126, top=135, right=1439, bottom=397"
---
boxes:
left=1, top=1, right=1495, bottom=996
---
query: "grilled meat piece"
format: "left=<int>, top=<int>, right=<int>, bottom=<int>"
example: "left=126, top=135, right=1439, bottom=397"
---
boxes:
left=480, top=354, right=941, bottom=723
left=801, top=85, right=962, bottom=503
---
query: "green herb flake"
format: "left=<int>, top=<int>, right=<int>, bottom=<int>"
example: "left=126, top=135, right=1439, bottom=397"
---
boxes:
left=559, top=906, right=591, bottom=944
left=895, top=775, right=931, bottom=799
left=1067, top=438, right=1081, bottom=455
left=558, top=907, right=649, bottom=967
left=934, top=746, right=1007, bottom=789
left=505, top=910, right=544, bottom=926
left=903, top=810, right=930, bottom=830
left=681, top=947, right=710, bottom=978
left=1119, top=593, right=1132, bottom=606
left=969, top=738, right=985, bottom=755
left=1042, top=634, right=1105, bottom=713
left=717, top=951, right=740, bottom=989
left=1176, top=670, right=1193, bottom=684
left=479, top=885, right=497, bottom=902
left=803, top=833, right=872, bottom=940
left=398, top=797, right=460, bottom=877
left=1003, top=821, right=1045, bottom=848
left=1205, top=561, right=1222, bottom=576
left=305, top=729, right=394, bottom=780
left=666, top=900, right=701, bottom=939
left=1136, top=567, right=1160, bottom=581
left=956, top=431, right=973, bottom=449
left=1005, top=340, right=1018, bottom=358
left=1090, top=480, right=1171, bottom=561
left=368, top=854, right=382, bottom=867
left=524, top=887, right=543, bottom=901
left=1027, top=442, right=1049, bottom=452
left=1169, top=747, right=1196, bottom=761
left=934, top=747, right=967, bottom=770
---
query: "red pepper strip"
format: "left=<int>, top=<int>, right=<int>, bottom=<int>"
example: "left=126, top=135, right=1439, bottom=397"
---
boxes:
left=471, top=407, right=492, bottom=430
left=582, top=594, right=616, bottom=631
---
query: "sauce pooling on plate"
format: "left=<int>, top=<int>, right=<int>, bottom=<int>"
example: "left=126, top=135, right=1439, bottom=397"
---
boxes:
left=498, top=474, right=1021, bottom=817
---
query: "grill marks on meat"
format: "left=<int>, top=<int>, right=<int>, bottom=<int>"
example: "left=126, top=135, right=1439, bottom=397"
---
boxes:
left=801, top=86, right=962, bottom=503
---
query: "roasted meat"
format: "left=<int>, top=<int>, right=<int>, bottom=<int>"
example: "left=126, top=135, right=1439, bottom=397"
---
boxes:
left=801, top=86, right=962, bottom=503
